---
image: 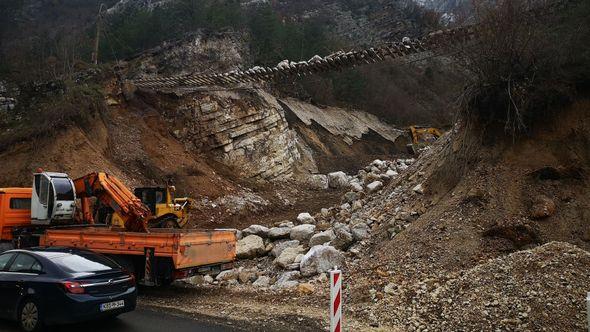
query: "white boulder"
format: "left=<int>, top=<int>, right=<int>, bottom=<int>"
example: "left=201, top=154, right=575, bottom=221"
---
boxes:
left=413, top=183, right=425, bottom=194
left=274, top=246, right=306, bottom=268
left=252, top=275, right=271, bottom=288
left=296, top=212, right=316, bottom=224
left=328, top=171, right=349, bottom=189
left=300, top=245, right=346, bottom=277
left=309, top=229, right=336, bottom=247
left=294, top=254, right=305, bottom=264
left=272, top=271, right=300, bottom=289
left=386, top=169, right=398, bottom=177
left=366, top=181, right=383, bottom=194
left=290, top=224, right=316, bottom=242
left=271, top=240, right=300, bottom=257
left=268, top=227, right=291, bottom=239
left=372, top=159, right=386, bottom=168
left=242, top=225, right=270, bottom=238
left=306, top=174, right=329, bottom=190
left=279, top=221, right=295, bottom=228
left=215, top=268, right=239, bottom=282
left=350, top=181, right=364, bottom=192
left=236, top=235, right=266, bottom=259
left=331, top=223, right=354, bottom=250
left=351, top=222, right=370, bottom=241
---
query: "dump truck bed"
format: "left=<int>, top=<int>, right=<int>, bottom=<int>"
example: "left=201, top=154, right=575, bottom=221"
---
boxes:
left=39, top=228, right=236, bottom=269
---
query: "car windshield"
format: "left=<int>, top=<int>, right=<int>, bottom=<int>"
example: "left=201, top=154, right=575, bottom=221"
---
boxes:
left=52, top=178, right=74, bottom=201
left=39, top=251, right=120, bottom=273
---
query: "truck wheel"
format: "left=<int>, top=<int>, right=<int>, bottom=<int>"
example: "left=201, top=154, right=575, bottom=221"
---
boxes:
left=151, top=216, right=180, bottom=229
left=19, top=299, right=43, bottom=332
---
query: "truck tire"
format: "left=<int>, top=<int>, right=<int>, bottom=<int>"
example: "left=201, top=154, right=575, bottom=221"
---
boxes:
left=150, top=216, right=180, bottom=229
left=161, top=217, right=180, bottom=229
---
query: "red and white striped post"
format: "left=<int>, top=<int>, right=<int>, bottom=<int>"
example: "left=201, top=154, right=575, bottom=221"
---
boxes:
left=330, top=266, right=342, bottom=332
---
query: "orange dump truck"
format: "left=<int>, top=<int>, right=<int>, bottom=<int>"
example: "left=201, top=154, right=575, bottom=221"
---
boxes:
left=0, top=187, right=236, bottom=286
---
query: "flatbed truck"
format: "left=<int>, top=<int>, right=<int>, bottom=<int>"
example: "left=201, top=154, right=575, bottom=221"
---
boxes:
left=0, top=179, right=236, bottom=286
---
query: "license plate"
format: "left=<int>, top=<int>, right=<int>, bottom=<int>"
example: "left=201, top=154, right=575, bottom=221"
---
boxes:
left=100, top=300, right=125, bottom=312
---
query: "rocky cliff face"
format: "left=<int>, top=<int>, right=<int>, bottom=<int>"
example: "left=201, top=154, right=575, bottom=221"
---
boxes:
left=157, top=89, right=301, bottom=181
left=139, top=85, right=409, bottom=182
left=130, top=31, right=248, bottom=77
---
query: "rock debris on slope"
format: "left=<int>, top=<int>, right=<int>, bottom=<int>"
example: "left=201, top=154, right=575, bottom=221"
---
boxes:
left=386, top=242, right=590, bottom=331
left=176, top=124, right=590, bottom=331
left=182, top=158, right=410, bottom=289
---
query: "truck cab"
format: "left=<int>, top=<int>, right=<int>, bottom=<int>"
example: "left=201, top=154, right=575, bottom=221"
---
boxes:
left=0, top=188, right=32, bottom=250
left=31, top=172, right=76, bottom=225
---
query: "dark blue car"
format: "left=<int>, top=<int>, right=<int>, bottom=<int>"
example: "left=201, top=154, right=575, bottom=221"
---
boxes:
left=0, top=247, right=137, bottom=331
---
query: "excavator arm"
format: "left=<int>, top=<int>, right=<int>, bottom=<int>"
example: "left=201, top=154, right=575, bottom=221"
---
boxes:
left=74, top=172, right=151, bottom=232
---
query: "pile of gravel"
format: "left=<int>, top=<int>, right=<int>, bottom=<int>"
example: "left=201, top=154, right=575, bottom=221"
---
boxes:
left=397, top=242, right=590, bottom=331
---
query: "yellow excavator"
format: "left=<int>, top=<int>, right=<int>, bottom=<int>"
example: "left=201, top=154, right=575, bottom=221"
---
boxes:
left=406, top=125, right=443, bottom=155
left=134, top=186, right=194, bottom=229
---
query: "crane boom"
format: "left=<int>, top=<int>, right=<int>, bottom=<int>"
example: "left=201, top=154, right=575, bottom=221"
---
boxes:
left=74, top=172, right=151, bottom=232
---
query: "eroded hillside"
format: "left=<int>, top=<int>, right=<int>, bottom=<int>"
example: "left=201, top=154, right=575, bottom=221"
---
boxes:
left=1, top=0, right=589, bottom=331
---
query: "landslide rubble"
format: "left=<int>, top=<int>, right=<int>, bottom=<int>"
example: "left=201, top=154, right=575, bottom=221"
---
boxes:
left=385, top=242, right=590, bottom=331
left=179, top=157, right=414, bottom=290
left=170, top=99, right=590, bottom=331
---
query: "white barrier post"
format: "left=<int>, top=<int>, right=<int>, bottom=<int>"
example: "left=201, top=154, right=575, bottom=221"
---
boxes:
left=587, top=292, right=590, bottom=332
left=330, top=266, right=342, bottom=332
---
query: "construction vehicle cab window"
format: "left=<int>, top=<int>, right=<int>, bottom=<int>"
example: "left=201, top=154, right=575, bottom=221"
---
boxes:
left=135, top=187, right=168, bottom=214
left=31, top=172, right=76, bottom=225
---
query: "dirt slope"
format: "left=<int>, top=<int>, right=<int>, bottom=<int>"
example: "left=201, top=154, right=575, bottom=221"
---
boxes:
left=336, top=97, right=590, bottom=329
left=0, top=95, right=236, bottom=198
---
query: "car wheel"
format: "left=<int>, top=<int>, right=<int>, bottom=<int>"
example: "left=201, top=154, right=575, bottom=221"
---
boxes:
left=19, top=299, right=43, bottom=332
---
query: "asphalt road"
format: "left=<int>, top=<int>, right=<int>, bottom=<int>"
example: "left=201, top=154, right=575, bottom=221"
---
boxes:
left=0, top=307, right=236, bottom=332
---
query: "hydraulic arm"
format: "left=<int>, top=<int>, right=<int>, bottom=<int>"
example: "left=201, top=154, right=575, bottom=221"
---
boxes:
left=74, top=172, right=151, bottom=232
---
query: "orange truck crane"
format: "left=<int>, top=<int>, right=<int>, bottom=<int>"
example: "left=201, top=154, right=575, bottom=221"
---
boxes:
left=74, top=172, right=152, bottom=232
left=0, top=171, right=236, bottom=286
